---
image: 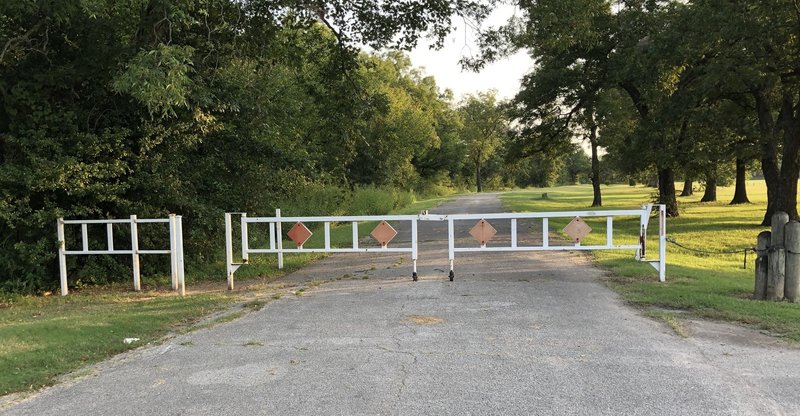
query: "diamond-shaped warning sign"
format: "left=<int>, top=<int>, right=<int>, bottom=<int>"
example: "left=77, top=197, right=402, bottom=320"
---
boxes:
left=371, top=221, right=398, bottom=248
left=563, top=216, right=591, bottom=243
left=470, top=219, right=497, bottom=246
left=287, top=222, right=313, bottom=248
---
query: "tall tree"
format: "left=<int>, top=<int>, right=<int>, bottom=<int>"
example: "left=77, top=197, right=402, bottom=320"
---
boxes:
left=459, top=91, right=508, bottom=192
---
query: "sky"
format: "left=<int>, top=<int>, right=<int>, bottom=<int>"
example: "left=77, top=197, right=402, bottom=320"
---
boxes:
left=407, top=5, right=532, bottom=101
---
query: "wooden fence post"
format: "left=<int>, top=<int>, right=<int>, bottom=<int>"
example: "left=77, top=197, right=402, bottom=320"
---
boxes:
left=754, top=231, right=770, bottom=300
left=768, top=212, right=789, bottom=301
left=785, top=220, right=800, bottom=303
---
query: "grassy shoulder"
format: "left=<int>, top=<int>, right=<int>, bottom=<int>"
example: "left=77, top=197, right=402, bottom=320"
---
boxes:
left=0, top=291, right=234, bottom=396
left=501, top=181, right=800, bottom=341
left=0, top=194, right=454, bottom=397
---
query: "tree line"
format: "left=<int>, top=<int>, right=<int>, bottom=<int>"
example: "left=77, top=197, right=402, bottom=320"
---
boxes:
left=0, top=0, right=529, bottom=292
left=470, top=0, right=797, bottom=222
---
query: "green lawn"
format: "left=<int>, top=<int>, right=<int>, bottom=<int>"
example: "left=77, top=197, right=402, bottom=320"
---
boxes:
left=0, top=195, right=451, bottom=397
left=501, top=181, right=800, bottom=341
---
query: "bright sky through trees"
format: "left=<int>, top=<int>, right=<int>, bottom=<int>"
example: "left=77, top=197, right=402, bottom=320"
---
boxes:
left=408, top=4, right=531, bottom=100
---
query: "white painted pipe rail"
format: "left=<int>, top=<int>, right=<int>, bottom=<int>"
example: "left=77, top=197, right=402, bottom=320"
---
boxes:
left=225, top=210, right=419, bottom=290
left=439, top=204, right=665, bottom=282
left=57, top=214, right=186, bottom=296
left=225, top=204, right=666, bottom=287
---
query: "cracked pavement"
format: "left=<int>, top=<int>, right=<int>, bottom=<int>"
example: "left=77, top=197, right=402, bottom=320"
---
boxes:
left=3, top=193, right=800, bottom=415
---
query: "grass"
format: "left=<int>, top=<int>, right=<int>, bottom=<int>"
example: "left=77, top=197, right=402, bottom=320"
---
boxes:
left=0, top=291, right=234, bottom=396
left=0, top=194, right=454, bottom=398
left=501, top=181, right=800, bottom=341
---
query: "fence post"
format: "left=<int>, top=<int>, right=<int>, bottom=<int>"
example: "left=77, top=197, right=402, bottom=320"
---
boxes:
left=785, top=220, right=800, bottom=302
left=176, top=215, right=185, bottom=296
left=169, top=214, right=178, bottom=290
left=225, top=213, right=234, bottom=290
left=130, top=215, right=141, bottom=291
left=768, top=212, right=789, bottom=301
left=754, top=231, right=771, bottom=300
left=241, top=213, right=249, bottom=264
left=57, top=218, right=68, bottom=296
left=276, top=209, right=284, bottom=269
left=658, top=204, right=666, bottom=282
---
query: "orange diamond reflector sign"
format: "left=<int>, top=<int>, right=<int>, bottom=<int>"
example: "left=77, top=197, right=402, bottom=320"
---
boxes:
left=563, top=216, right=592, bottom=243
left=371, top=221, right=398, bottom=248
left=469, top=219, right=497, bottom=246
left=287, top=222, right=313, bottom=248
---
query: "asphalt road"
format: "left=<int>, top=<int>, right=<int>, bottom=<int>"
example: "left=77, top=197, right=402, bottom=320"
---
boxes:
left=3, top=194, right=799, bottom=415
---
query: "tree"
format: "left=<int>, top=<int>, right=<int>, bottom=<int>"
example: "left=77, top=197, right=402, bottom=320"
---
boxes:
left=459, top=91, right=508, bottom=192
left=670, top=0, right=798, bottom=223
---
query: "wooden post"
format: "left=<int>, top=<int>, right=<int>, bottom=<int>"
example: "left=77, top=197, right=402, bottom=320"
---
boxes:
left=768, top=212, right=789, bottom=301
left=771, top=211, right=790, bottom=247
left=785, top=220, right=800, bottom=302
left=754, top=231, right=770, bottom=300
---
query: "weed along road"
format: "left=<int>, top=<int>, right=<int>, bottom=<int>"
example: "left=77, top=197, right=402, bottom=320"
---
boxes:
left=4, top=194, right=800, bottom=415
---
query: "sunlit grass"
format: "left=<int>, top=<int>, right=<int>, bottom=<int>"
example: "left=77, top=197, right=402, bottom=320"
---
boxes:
left=501, top=181, right=800, bottom=341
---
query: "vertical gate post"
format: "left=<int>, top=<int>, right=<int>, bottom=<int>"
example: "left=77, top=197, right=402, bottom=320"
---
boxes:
left=225, top=213, right=235, bottom=290
left=658, top=204, right=667, bottom=282
left=57, top=218, right=68, bottom=296
left=176, top=215, right=186, bottom=296
left=411, top=219, right=418, bottom=281
left=169, top=214, right=179, bottom=290
left=241, top=213, right=249, bottom=264
left=130, top=215, right=141, bottom=291
left=448, top=218, right=455, bottom=281
left=276, top=209, right=284, bottom=269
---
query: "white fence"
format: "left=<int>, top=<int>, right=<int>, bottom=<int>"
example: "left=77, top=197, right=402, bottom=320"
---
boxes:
left=57, top=214, right=185, bottom=296
left=435, top=204, right=666, bottom=282
left=225, top=210, right=419, bottom=290
left=224, top=204, right=666, bottom=287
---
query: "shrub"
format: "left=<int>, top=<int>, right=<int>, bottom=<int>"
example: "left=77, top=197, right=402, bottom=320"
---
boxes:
left=350, top=185, right=396, bottom=215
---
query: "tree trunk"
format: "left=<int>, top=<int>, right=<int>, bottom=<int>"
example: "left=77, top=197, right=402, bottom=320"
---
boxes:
left=755, top=89, right=800, bottom=225
left=730, top=158, right=750, bottom=204
left=658, top=167, right=679, bottom=217
left=476, top=160, right=482, bottom=193
left=700, top=176, right=717, bottom=202
left=589, top=112, right=602, bottom=207
left=679, top=179, right=693, bottom=196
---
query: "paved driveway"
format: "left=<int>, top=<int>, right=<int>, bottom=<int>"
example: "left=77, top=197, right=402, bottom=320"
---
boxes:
left=3, top=194, right=799, bottom=415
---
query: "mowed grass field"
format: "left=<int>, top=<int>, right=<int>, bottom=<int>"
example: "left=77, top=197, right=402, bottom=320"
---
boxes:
left=0, top=196, right=450, bottom=397
left=501, top=181, right=800, bottom=341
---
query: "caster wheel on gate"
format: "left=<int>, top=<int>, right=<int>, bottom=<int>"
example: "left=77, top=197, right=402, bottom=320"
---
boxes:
left=449, top=270, right=454, bottom=282
left=412, top=272, right=418, bottom=282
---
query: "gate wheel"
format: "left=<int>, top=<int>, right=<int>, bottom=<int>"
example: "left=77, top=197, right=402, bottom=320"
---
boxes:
left=412, top=272, right=418, bottom=282
left=449, top=270, right=454, bottom=282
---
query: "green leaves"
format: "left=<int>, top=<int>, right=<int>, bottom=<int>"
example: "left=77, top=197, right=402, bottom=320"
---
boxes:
left=112, top=44, right=195, bottom=118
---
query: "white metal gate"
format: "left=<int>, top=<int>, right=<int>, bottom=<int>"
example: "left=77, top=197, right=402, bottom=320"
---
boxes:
left=225, top=210, right=419, bottom=290
left=57, top=214, right=186, bottom=296
left=224, top=204, right=665, bottom=287
left=435, top=204, right=666, bottom=282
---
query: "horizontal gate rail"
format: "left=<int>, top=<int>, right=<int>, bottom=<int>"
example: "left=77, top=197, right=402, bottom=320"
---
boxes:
left=439, top=204, right=666, bottom=282
left=225, top=204, right=666, bottom=288
left=57, top=214, right=186, bottom=296
left=225, top=210, right=419, bottom=290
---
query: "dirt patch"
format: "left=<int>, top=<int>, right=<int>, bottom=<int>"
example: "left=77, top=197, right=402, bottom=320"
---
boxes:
left=406, top=315, right=445, bottom=325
